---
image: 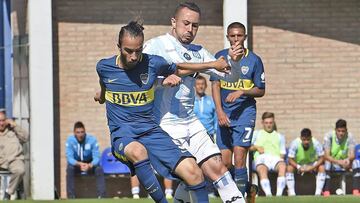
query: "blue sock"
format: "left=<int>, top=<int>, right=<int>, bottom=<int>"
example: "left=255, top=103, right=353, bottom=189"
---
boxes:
left=234, top=167, right=248, bottom=196
left=187, top=181, right=209, bottom=203
left=134, top=159, right=167, bottom=203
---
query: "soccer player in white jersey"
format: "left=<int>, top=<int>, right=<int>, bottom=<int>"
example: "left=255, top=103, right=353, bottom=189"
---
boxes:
left=143, top=2, right=245, bottom=203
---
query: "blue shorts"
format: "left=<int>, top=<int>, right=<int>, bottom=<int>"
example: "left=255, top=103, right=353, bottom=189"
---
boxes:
left=216, top=124, right=255, bottom=149
left=111, top=126, right=194, bottom=180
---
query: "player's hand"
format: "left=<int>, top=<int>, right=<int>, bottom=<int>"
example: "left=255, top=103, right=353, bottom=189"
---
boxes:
left=229, top=41, right=245, bottom=61
left=94, top=91, right=105, bottom=104
left=162, top=74, right=182, bottom=87
left=298, top=166, right=306, bottom=174
left=225, top=90, right=243, bottom=103
left=213, top=56, right=231, bottom=73
left=5, top=118, right=16, bottom=128
left=257, top=146, right=265, bottom=154
left=303, top=165, right=313, bottom=172
left=342, top=159, right=351, bottom=169
left=216, top=109, right=230, bottom=127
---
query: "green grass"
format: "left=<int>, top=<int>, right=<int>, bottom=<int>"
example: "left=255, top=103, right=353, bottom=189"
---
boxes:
left=8, top=195, right=360, bottom=203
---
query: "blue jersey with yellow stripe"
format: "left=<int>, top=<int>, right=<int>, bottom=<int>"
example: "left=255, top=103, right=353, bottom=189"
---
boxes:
left=96, top=54, right=176, bottom=137
left=210, top=49, right=265, bottom=126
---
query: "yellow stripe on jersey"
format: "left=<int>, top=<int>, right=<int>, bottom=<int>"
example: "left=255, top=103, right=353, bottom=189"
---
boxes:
left=105, top=87, right=154, bottom=106
left=220, top=79, right=254, bottom=91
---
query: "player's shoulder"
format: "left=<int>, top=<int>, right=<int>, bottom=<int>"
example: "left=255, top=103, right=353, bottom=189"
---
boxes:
left=246, top=50, right=263, bottom=62
left=146, top=53, right=168, bottom=64
left=215, top=49, right=228, bottom=59
left=66, top=135, right=77, bottom=143
left=96, top=55, right=117, bottom=70
left=324, top=130, right=333, bottom=139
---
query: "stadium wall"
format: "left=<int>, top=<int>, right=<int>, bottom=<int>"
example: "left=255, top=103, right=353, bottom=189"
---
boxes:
left=53, top=0, right=360, bottom=198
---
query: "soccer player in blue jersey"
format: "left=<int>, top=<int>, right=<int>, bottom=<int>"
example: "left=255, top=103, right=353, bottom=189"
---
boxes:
left=94, top=21, right=230, bottom=203
left=211, top=22, right=266, bottom=197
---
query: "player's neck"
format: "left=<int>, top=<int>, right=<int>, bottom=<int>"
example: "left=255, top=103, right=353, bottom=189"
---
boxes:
left=196, top=92, right=206, bottom=98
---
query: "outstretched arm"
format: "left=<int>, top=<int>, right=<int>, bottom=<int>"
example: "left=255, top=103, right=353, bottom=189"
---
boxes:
left=175, top=56, right=230, bottom=76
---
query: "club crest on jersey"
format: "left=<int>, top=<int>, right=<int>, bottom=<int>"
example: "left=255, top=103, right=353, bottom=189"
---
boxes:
left=241, top=66, right=249, bottom=75
left=192, top=51, right=201, bottom=59
left=183, top=52, right=192, bottom=60
left=140, top=73, right=149, bottom=84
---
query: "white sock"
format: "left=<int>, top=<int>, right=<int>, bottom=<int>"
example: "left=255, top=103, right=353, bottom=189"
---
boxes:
left=214, top=171, right=245, bottom=203
left=260, top=179, right=272, bottom=196
left=276, top=176, right=286, bottom=196
left=131, top=186, right=140, bottom=195
left=315, top=172, right=326, bottom=195
left=165, top=188, right=173, bottom=195
left=286, top=173, right=296, bottom=196
left=174, top=182, right=191, bottom=203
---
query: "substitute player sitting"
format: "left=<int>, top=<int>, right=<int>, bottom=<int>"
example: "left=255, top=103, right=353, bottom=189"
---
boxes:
left=323, top=119, right=360, bottom=196
left=95, top=21, right=230, bottom=203
left=286, top=128, right=326, bottom=196
left=250, top=112, right=286, bottom=196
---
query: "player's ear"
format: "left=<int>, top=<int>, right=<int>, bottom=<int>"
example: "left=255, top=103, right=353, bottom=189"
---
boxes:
left=171, top=17, right=176, bottom=29
left=244, top=34, right=248, bottom=41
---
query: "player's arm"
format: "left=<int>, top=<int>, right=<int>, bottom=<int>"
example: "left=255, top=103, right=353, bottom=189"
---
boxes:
left=347, top=135, right=355, bottom=162
left=324, top=148, right=341, bottom=165
left=174, top=56, right=230, bottom=76
left=211, top=80, right=230, bottom=127
left=288, top=157, right=299, bottom=169
left=94, top=80, right=106, bottom=104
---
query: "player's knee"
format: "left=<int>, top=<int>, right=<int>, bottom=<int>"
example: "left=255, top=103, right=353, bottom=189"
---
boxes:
left=278, top=162, right=286, bottom=172
left=176, top=158, right=204, bottom=185
left=318, top=164, right=325, bottom=173
left=124, top=142, right=148, bottom=162
left=287, top=165, right=295, bottom=173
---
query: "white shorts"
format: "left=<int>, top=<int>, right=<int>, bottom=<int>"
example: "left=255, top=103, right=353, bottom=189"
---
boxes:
left=160, top=119, right=221, bottom=165
left=254, top=154, right=283, bottom=171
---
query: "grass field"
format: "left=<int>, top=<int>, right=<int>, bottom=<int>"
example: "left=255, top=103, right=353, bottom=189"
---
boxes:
left=9, top=196, right=360, bottom=203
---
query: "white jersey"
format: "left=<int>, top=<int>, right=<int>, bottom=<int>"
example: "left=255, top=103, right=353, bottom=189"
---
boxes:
left=143, top=33, right=223, bottom=132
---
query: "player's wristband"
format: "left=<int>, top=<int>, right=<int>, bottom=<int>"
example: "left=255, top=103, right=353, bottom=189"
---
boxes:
left=296, top=164, right=301, bottom=170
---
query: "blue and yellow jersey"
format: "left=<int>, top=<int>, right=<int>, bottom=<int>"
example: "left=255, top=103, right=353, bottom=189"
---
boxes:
left=96, top=54, right=176, bottom=137
left=210, top=49, right=265, bottom=126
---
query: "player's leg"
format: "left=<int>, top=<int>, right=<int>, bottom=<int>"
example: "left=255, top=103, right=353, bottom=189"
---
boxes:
left=314, top=164, right=326, bottom=196
left=183, top=121, right=244, bottom=203
left=352, top=159, right=360, bottom=196
left=164, top=178, right=174, bottom=199
left=131, top=176, right=140, bottom=199
left=274, top=161, right=286, bottom=196
left=142, top=128, right=209, bottom=203
left=323, top=161, right=332, bottom=196
left=232, top=125, right=254, bottom=196
left=113, top=137, right=167, bottom=203
left=256, top=163, right=272, bottom=196
left=285, top=164, right=296, bottom=196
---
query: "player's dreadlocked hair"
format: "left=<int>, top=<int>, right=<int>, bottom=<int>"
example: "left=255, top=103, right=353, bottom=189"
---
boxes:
left=174, top=2, right=201, bottom=18
left=118, top=20, right=144, bottom=46
left=227, top=22, right=246, bottom=33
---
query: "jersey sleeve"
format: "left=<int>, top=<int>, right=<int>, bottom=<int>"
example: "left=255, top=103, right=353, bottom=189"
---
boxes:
left=347, top=133, right=356, bottom=152
left=279, top=134, right=286, bottom=155
left=287, top=140, right=298, bottom=158
left=253, top=56, right=265, bottom=89
left=143, top=38, right=160, bottom=56
left=323, top=132, right=332, bottom=151
left=154, top=56, right=177, bottom=77
left=314, top=140, right=325, bottom=157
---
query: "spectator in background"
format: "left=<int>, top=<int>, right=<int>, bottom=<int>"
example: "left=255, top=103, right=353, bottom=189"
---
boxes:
left=323, top=119, right=360, bottom=196
left=194, top=75, right=217, bottom=139
left=286, top=128, right=326, bottom=196
left=0, top=109, right=28, bottom=200
left=65, top=121, right=105, bottom=198
left=250, top=112, right=286, bottom=196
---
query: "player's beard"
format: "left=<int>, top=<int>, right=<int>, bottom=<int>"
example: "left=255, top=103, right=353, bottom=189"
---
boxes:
left=120, top=54, right=138, bottom=70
